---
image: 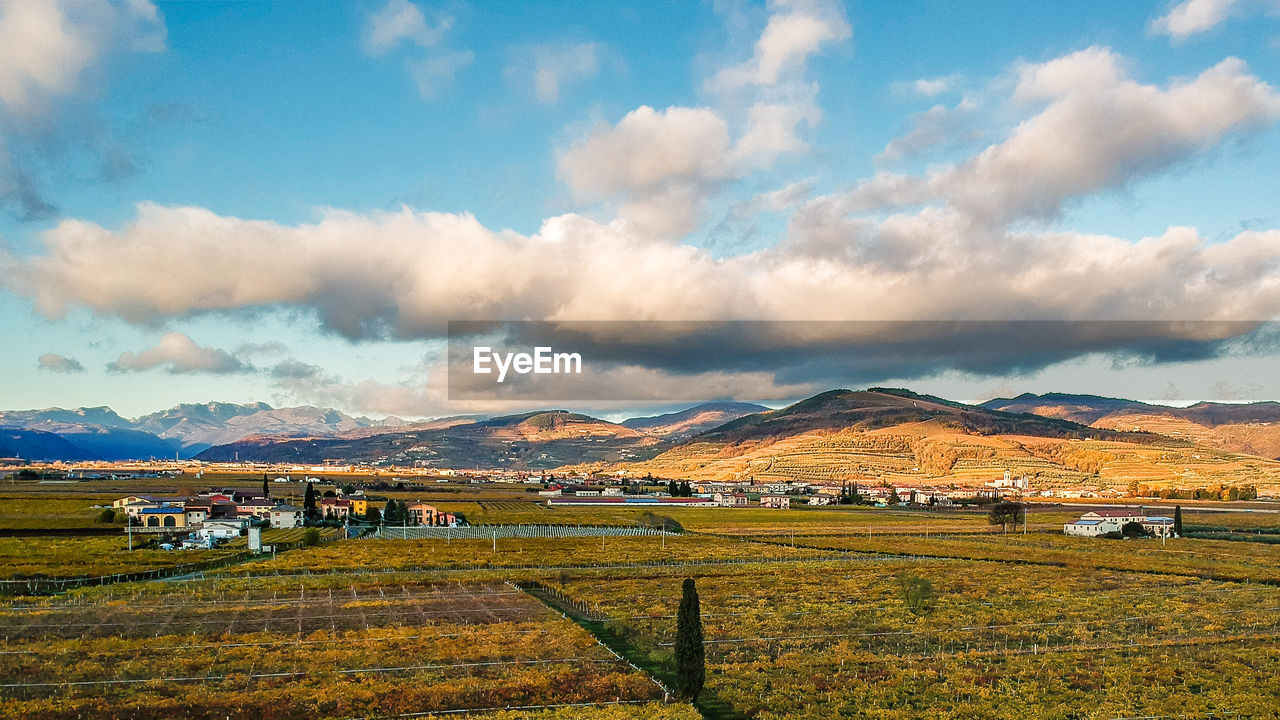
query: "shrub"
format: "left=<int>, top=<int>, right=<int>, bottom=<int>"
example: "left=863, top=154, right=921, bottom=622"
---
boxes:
left=900, top=574, right=935, bottom=615
left=95, top=509, right=117, bottom=524
left=303, top=528, right=321, bottom=547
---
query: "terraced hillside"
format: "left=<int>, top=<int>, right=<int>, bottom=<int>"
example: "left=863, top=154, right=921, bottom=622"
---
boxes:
left=612, top=389, right=1280, bottom=492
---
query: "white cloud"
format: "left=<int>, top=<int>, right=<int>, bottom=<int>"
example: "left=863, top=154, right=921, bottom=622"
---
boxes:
left=557, top=105, right=736, bottom=237
left=362, top=0, right=467, bottom=100
left=37, top=352, right=84, bottom=373
left=913, top=75, right=957, bottom=97
left=1152, top=0, right=1240, bottom=37
left=362, top=0, right=450, bottom=54
left=0, top=0, right=164, bottom=115
left=408, top=50, right=473, bottom=98
left=108, top=332, right=250, bottom=374
left=508, top=42, right=602, bottom=104
left=875, top=98, right=979, bottom=164
left=0, top=1, right=164, bottom=220
left=710, top=0, right=850, bottom=91
left=852, top=48, right=1280, bottom=224
left=559, top=106, right=734, bottom=200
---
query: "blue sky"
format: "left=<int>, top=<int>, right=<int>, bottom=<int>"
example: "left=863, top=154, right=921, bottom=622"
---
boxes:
left=3, top=0, right=1280, bottom=419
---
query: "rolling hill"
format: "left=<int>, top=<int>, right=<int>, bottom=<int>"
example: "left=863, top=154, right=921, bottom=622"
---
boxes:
left=608, top=389, right=1280, bottom=493
left=194, top=410, right=666, bottom=469
left=984, top=392, right=1280, bottom=460
left=621, top=402, right=769, bottom=439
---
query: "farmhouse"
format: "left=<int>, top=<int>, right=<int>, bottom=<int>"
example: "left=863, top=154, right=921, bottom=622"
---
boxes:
left=199, top=518, right=249, bottom=541
left=715, top=492, right=749, bottom=507
left=760, top=495, right=791, bottom=509
left=320, top=497, right=352, bottom=519
left=1064, top=509, right=1169, bottom=537
left=269, top=504, right=305, bottom=529
left=406, top=502, right=458, bottom=526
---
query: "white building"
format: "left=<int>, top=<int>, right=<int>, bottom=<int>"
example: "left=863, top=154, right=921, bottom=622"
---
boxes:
left=1064, top=518, right=1122, bottom=537
left=269, top=504, right=305, bottom=529
left=714, top=492, right=748, bottom=507
left=198, top=518, right=249, bottom=541
left=760, top=495, right=791, bottom=509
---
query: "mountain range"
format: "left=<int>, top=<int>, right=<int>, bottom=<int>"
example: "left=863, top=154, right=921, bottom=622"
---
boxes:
left=0, top=400, right=765, bottom=464
left=6, top=392, right=1280, bottom=484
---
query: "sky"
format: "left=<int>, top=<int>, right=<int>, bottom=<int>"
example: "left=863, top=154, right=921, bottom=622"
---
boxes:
left=3, top=0, right=1280, bottom=420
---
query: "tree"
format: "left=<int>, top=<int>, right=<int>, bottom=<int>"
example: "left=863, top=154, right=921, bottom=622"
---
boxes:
left=365, top=505, right=382, bottom=524
left=667, top=480, right=678, bottom=496
left=674, top=578, right=705, bottom=701
left=303, top=528, right=320, bottom=547
left=262, top=476, right=270, bottom=499
left=1121, top=521, right=1149, bottom=538
left=96, top=508, right=116, bottom=524
left=303, top=481, right=318, bottom=520
left=1174, top=505, right=1183, bottom=537
left=987, top=502, right=1024, bottom=532
left=900, top=575, right=935, bottom=615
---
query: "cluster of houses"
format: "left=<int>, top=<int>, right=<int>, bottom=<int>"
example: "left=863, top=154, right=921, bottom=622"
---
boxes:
left=1063, top=509, right=1175, bottom=538
left=111, top=489, right=462, bottom=543
left=537, top=474, right=1030, bottom=510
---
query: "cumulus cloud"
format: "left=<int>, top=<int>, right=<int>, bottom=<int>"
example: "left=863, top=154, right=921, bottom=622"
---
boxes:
left=508, top=42, right=603, bottom=104
left=108, top=332, right=251, bottom=374
left=557, top=105, right=736, bottom=237
left=0, top=0, right=164, bottom=115
left=848, top=48, right=1280, bottom=225
left=362, top=0, right=468, bottom=100
left=1152, top=0, right=1240, bottom=37
left=709, top=0, right=850, bottom=91
left=37, top=352, right=84, bottom=373
left=7, top=47, right=1280, bottom=407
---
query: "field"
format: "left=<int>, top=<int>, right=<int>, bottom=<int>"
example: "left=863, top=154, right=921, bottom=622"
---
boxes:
left=0, top=537, right=243, bottom=582
left=552, top=559, right=1280, bottom=719
left=0, top=580, right=681, bottom=719
left=3, top=479, right=1280, bottom=718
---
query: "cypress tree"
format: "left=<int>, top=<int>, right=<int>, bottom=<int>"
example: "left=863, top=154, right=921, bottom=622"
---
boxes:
left=303, top=481, right=317, bottom=519
left=675, top=577, right=705, bottom=701
left=1174, top=505, right=1183, bottom=537
left=262, top=476, right=270, bottom=500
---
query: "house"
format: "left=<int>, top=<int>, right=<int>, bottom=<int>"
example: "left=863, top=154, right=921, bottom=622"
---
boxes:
left=760, top=495, right=791, bottom=509
left=348, top=495, right=369, bottom=516
left=113, top=495, right=165, bottom=510
left=1064, top=509, right=1154, bottom=537
left=209, top=501, right=239, bottom=520
left=808, top=495, right=834, bottom=506
left=319, top=497, right=352, bottom=519
left=139, top=506, right=186, bottom=528
left=406, top=502, right=457, bottom=526
left=1064, top=518, right=1121, bottom=537
left=184, top=504, right=209, bottom=526
left=1142, top=516, right=1176, bottom=537
left=237, top=497, right=276, bottom=520
left=199, top=518, right=249, bottom=541
left=714, top=492, right=749, bottom=507
left=269, top=504, right=305, bottom=529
